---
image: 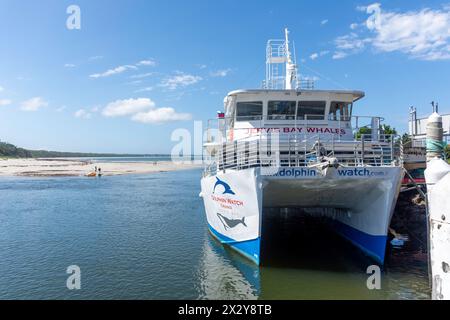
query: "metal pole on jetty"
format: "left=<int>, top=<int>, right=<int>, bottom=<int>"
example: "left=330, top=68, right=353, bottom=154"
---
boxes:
left=424, top=110, right=450, bottom=300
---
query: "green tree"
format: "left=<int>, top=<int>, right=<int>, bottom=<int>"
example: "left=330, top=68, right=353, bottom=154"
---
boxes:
left=0, top=141, right=33, bottom=158
left=355, top=127, right=371, bottom=139
left=356, top=124, right=397, bottom=140
left=381, top=125, right=397, bottom=135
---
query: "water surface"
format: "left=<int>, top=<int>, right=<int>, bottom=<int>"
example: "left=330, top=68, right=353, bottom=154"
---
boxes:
left=0, top=170, right=430, bottom=299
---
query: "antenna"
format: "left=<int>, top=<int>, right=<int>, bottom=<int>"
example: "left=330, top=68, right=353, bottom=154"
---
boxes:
left=264, top=28, right=301, bottom=90
left=284, top=28, right=297, bottom=90
left=410, top=106, right=417, bottom=135
left=292, top=40, right=300, bottom=89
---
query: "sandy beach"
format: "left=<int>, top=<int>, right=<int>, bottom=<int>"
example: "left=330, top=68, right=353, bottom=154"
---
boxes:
left=0, top=158, right=201, bottom=177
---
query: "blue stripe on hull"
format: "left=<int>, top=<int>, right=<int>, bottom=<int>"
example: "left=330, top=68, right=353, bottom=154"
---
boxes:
left=332, top=220, right=388, bottom=265
left=208, top=224, right=260, bottom=265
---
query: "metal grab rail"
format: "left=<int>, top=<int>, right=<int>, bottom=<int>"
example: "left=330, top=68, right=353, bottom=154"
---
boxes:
left=204, top=132, right=402, bottom=176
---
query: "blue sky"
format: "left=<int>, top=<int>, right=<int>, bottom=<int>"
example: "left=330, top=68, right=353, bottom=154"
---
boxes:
left=0, top=0, right=449, bottom=153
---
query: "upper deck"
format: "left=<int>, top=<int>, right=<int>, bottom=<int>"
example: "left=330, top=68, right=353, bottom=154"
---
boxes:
left=219, top=89, right=371, bottom=142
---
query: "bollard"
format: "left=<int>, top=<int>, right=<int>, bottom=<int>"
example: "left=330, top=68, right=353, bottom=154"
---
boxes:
left=426, top=112, right=444, bottom=162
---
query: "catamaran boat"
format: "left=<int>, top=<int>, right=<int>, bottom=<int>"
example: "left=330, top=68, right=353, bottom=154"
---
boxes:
left=200, top=29, right=404, bottom=265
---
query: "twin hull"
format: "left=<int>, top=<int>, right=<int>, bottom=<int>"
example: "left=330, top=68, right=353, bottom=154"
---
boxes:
left=200, top=166, right=403, bottom=265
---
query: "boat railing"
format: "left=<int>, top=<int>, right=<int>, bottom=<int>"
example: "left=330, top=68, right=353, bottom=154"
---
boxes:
left=203, top=131, right=402, bottom=176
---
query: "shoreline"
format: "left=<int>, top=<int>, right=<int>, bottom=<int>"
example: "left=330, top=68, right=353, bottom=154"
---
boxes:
left=0, top=158, right=202, bottom=177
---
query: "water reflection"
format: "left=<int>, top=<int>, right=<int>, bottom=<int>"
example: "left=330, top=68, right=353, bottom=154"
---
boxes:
left=196, top=235, right=260, bottom=299
left=198, top=210, right=430, bottom=300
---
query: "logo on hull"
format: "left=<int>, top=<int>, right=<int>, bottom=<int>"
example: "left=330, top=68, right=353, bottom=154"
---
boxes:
left=213, top=177, right=235, bottom=195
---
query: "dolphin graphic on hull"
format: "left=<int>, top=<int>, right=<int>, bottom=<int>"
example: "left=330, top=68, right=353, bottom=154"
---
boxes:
left=213, top=177, right=235, bottom=195
left=217, top=213, right=247, bottom=230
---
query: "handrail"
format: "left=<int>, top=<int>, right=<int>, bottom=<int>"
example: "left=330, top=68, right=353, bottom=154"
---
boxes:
left=203, top=132, right=402, bottom=176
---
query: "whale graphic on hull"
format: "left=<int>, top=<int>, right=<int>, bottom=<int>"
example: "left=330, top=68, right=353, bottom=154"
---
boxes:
left=217, top=213, right=247, bottom=230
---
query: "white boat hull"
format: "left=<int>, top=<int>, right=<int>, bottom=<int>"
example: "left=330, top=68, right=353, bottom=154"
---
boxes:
left=200, top=166, right=403, bottom=265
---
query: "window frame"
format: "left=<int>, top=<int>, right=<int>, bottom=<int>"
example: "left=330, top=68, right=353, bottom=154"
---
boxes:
left=267, top=100, right=297, bottom=120
left=296, top=100, right=327, bottom=121
left=329, top=101, right=353, bottom=121
left=235, top=101, right=263, bottom=121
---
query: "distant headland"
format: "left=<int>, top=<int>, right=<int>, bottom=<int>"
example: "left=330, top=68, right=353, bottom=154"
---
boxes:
left=0, top=140, right=164, bottom=159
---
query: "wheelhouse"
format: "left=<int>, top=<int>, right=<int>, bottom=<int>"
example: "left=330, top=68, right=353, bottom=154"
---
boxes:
left=222, top=89, right=365, bottom=142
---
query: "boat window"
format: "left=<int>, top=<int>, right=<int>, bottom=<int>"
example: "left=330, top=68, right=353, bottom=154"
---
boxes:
left=236, top=101, right=263, bottom=121
left=329, top=102, right=352, bottom=121
left=297, top=101, right=326, bottom=120
left=268, top=101, right=296, bottom=120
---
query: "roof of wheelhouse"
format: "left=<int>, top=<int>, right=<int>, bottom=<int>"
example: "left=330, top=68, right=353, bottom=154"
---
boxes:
left=227, top=89, right=365, bottom=103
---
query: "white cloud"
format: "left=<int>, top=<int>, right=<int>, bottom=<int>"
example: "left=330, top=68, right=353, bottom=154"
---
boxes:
left=332, top=52, right=349, bottom=60
left=371, top=6, right=450, bottom=60
left=90, top=59, right=157, bottom=78
left=74, top=109, right=92, bottom=119
left=0, top=85, right=4, bottom=92
left=90, top=65, right=138, bottom=78
left=321, top=19, right=329, bottom=25
left=350, top=23, right=359, bottom=30
left=134, top=87, right=154, bottom=93
left=137, top=59, right=156, bottom=66
left=127, top=80, right=143, bottom=85
left=131, top=107, right=192, bottom=124
left=333, top=4, right=450, bottom=61
left=89, top=55, right=103, bottom=61
left=160, top=73, right=202, bottom=90
left=102, top=98, right=155, bottom=117
left=310, top=51, right=329, bottom=60
left=0, top=99, right=12, bottom=106
left=356, top=5, right=368, bottom=12
left=333, top=32, right=372, bottom=59
left=129, top=72, right=155, bottom=79
left=210, top=68, right=232, bottom=77
left=101, top=97, right=191, bottom=124
left=335, top=33, right=370, bottom=50
left=64, top=63, right=76, bottom=68
left=56, top=106, right=66, bottom=112
left=21, top=97, right=48, bottom=111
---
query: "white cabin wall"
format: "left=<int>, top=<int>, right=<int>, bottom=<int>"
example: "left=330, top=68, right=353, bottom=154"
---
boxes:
left=227, top=91, right=356, bottom=141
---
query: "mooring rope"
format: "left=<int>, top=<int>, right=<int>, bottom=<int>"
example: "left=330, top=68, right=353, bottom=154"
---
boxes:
left=426, top=138, right=447, bottom=158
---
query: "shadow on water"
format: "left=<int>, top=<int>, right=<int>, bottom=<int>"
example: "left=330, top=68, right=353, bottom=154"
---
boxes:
left=201, top=207, right=431, bottom=300
left=258, top=208, right=383, bottom=299
left=261, top=209, right=375, bottom=271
